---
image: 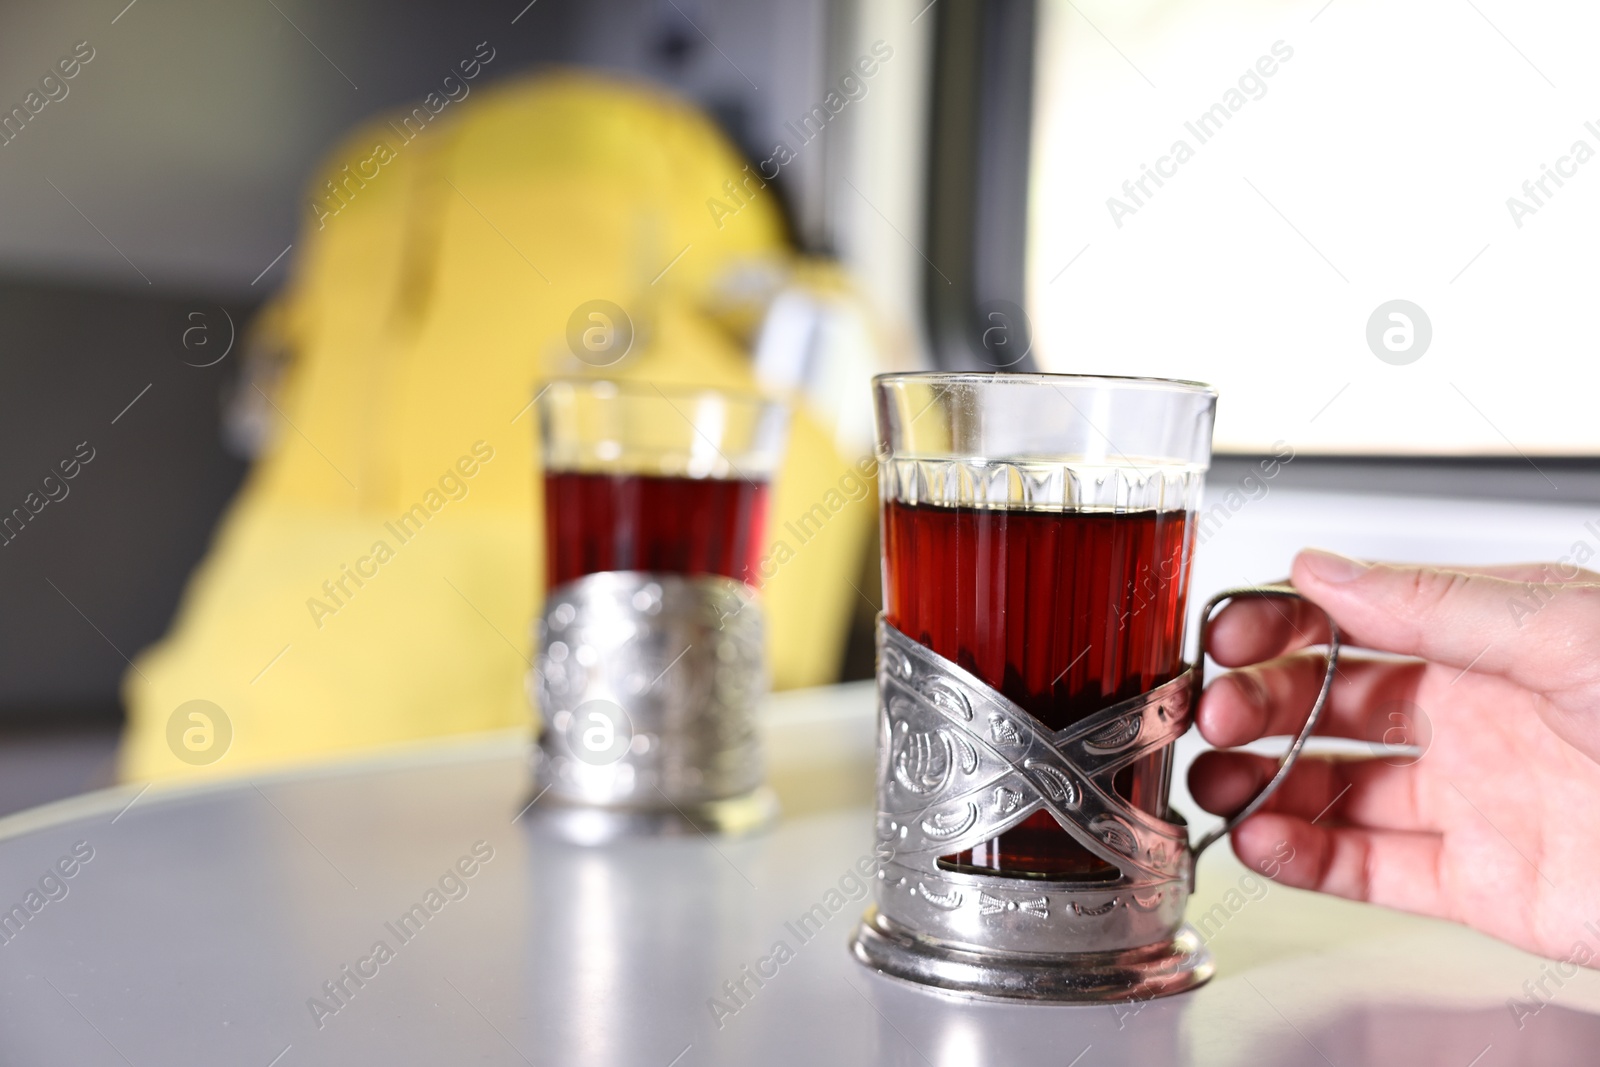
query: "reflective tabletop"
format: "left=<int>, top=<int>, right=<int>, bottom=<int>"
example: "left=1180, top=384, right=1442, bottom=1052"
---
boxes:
left=0, top=682, right=1594, bottom=1066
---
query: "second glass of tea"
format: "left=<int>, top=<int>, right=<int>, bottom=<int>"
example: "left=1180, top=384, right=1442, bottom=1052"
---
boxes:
left=530, top=379, right=787, bottom=841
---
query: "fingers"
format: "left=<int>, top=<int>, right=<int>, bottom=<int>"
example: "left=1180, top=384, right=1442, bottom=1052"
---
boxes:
left=1204, top=557, right=1600, bottom=669
left=1229, top=813, right=1446, bottom=919
left=1204, top=594, right=1331, bottom=667
left=1291, top=549, right=1600, bottom=698
left=1188, top=750, right=1428, bottom=832
left=1197, top=652, right=1427, bottom=748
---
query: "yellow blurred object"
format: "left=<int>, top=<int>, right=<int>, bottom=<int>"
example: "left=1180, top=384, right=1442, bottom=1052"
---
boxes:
left=120, top=72, right=882, bottom=781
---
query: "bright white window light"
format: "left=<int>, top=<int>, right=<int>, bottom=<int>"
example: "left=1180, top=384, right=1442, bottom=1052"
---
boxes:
left=1028, top=0, right=1600, bottom=456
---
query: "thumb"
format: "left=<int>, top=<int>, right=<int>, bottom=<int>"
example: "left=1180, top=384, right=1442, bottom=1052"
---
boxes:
left=1291, top=548, right=1600, bottom=696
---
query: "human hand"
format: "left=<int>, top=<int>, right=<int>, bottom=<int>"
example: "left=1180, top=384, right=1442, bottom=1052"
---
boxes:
left=1189, top=548, right=1600, bottom=962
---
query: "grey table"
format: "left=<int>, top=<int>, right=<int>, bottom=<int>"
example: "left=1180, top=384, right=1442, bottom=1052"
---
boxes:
left=0, top=682, right=1594, bottom=1066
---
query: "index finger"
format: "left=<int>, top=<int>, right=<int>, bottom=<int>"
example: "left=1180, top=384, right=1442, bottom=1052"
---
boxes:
left=1204, top=594, right=1331, bottom=667
left=1201, top=558, right=1600, bottom=667
left=1292, top=550, right=1600, bottom=698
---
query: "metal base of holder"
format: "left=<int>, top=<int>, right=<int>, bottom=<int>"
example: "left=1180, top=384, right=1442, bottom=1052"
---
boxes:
left=849, top=907, right=1213, bottom=1003
left=524, top=785, right=779, bottom=846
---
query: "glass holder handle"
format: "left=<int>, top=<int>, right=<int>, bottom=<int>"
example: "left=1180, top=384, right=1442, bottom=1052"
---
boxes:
left=1190, top=583, right=1343, bottom=864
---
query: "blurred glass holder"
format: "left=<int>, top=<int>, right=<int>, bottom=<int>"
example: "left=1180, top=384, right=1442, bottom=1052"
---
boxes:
left=529, top=380, right=788, bottom=843
left=850, top=373, right=1339, bottom=1002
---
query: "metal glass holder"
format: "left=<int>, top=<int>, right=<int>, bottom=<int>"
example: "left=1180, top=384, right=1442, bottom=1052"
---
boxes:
left=528, top=570, right=777, bottom=844
left=850, top=585, right=1340, bottom=1002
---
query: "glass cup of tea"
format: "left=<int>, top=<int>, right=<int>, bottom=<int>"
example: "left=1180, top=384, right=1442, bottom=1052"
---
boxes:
left=850, top=372, right=1339, bottom=1001
left=530, top=379, right=789, bottom=841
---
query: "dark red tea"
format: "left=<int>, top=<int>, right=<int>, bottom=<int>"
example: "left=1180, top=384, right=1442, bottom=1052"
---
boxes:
left=544, top=471, right=769, bottom=588
left=882, top=499, right=1193, bottom=879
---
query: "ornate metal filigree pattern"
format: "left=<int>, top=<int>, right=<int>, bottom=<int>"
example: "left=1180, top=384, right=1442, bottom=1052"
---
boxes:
left=870, top=619, right=1196, bottom=955
left=532, top=572, right=766, bottom=810
left=855, top=585, right=1339, bottom=998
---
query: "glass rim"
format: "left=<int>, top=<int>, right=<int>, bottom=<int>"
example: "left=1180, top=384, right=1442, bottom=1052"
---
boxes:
left=535, top=376, right=784, bottom=411
left=873, top=370, right=1217, bottom=398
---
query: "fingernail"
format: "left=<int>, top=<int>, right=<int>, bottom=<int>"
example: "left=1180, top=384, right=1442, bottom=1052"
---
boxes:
left=1300, top=548, right=1370, bottom=584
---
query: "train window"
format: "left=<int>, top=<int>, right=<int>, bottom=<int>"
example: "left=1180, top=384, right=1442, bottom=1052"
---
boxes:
left=1026, top=0, right=1600, bottom=456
